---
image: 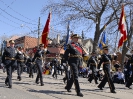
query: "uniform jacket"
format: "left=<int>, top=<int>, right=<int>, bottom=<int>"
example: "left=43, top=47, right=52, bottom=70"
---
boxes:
left=16, top=51, right=27, bottom=65
left=126, top=55, right=133, bottom=70
left=63, top=42, right=84, bottom=64
left=26, top=57, right=34, bottom=67
left=2, top=46, right=17, bottom=66
left=51, top=58, right=58, bottom=66
left=32, top=49, right=50, bottom=65
left=98, top=53, right=117, bottom=69
left=87, top=56, right=98, bottom=69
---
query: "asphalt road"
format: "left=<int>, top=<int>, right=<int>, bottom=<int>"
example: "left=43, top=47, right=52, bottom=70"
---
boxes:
left=0, top=69, right=133, bottom=99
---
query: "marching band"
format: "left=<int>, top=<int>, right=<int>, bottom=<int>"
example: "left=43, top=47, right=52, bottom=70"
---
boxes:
left=0, top=34, right=133, bottom=97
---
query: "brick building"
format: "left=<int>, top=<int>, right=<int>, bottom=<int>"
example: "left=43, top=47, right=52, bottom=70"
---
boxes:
left=14, top=36, right=38, bottom=49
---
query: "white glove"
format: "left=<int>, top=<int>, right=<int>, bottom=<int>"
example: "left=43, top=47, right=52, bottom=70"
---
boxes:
left=113, top=53, right=116, bottom=56
left=84, top=54, right=89, bottom=56
left=63, top=63, right=66, bottom=66
left=98, top=55, right=101, bottom=58
left=124, top=69, right=127, bottom=71
left=44, top=48, right=47, bottom=52
left=1, top=63, right=5, bottom=67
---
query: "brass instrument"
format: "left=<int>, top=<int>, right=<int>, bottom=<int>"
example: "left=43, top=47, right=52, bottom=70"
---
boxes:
left=79, top=45, right=89, bottom=55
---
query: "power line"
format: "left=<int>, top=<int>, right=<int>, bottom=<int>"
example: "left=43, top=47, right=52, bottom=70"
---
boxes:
left=0, top=0, right=16, bottom=16
left=0, top=7, right=37, bottom=25
left=0, top=0, right=38, bottom=23
left=0, top=19, right=17, bottom=27
left=1, top=14, right=20, bottom=25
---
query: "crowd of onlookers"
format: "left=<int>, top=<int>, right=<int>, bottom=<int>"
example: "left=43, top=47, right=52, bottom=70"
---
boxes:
left=78, top=64, right=131, bottom=85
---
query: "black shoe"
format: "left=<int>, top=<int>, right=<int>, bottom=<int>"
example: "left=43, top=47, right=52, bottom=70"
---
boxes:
left=41, top=83, right=44, bottom=86
left=19, top=77, right=21, bottom=81
left=65, top=86, right=67, bottom=89
left=29, top=75, right=31, bottom=78
left=98, top=86, right=103, bottom=90
left=17, top=76, right=19, bottom=79
left=8, top=85, right=12, bottom=89
left=65, top=86, right=71, bottom=92
left=36, top=81, right=39, bottom=84
left=111, top=90, right=116, bottom=93
left=77, top=92, right=83, bottom=97
left=126, top=86, right=132, bottom=89
left=67, top=89, right=71, bottom=92
left=88, top=79, right=91, bottom=83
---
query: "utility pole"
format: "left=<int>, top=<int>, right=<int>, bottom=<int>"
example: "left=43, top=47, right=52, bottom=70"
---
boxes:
left=38, top=17, right=40, bottom=46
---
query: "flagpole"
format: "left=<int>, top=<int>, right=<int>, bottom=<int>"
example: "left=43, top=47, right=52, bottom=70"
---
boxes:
left=38, top=17, right=40, bottom=46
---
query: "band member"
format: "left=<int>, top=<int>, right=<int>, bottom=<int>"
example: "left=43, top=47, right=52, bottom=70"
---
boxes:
left=61, top=58, right=70, bottom=84
left=1, top=40, right=17, bottom=88
left=26, top=53, right=34, bottom=78
left=32, top=44, right=50, bottom=86
left=126, top=50, right=133, bottom=89
left=87, top=51, right=98, bottom=84
left=63, top=34, right=86, bottom=97
left=16, top=47, right=27, bottom=81
left=51, top=55, right=59, bottom=79
left=97, top=46, right=117, bottom=93
left=124, top=57, right=131, bottom=84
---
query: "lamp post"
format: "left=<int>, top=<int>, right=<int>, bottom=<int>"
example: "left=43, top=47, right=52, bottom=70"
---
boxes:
left=20, top=24, right=33, bottom=50
left=21, top=24, right=33, bottom=33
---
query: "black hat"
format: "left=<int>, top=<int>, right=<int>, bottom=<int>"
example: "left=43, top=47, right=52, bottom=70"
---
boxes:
left=92, top=51, right=97, bottom=54
left=103, top=46, right=108, bottom=50
left=39, top=44, right=44, bottom=47
left=9, top=40, right=15, bottom=44
left=71, top=34, right=80, bottom=38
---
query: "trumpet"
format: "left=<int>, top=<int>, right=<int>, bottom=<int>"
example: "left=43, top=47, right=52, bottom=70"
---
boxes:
left=77, top=42, right=89, bottom=55
left=81, top=46, right=89, bottom=55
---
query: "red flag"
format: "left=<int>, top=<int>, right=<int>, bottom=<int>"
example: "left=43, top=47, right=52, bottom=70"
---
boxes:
left=41, top=12, right=51, bottom=48
left=118, top=5, right=127, bottom=48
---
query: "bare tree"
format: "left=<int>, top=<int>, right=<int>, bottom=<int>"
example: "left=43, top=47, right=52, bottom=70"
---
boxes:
left=42, top=0, right=133, bottom=67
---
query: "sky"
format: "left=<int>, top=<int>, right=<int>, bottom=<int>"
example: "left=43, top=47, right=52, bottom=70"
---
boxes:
left=0, top=0, right=61, bottom=38
left=0, top=0, right=95, bottom=40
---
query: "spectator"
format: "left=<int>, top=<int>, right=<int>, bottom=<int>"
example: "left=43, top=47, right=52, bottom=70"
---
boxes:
left=113, top=68, right=125, bottom=84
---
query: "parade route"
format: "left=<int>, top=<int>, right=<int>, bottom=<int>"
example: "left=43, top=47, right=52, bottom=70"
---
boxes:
left=0, top=70, right=133, bottom=99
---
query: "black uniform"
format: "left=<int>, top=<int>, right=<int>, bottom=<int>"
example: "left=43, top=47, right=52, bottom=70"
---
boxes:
left=124, top=61, right=131, bottom=84
left=63, top=42, right=84, bottom=96
left=2, top=46, right=17, bottom=88
left=98, top=53, right=117, bottom=93
left=126, top=55, right=133, bottom=88
left=16, top=51, right=26, bottom=81
left=61, top=58, right=70, bottom=83
left=26, top=56, right=34, bottom=78
left=51, top=58, right=58, bottom=79
left=32, top=49, right=50, bottom=86
left=87, top=56, right=98, bottom=84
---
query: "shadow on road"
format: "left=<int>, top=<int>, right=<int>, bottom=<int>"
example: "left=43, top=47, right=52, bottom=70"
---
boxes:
left=28, top=89, right=76, bottom=98
left=14, top=82, right=31, bottom=85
